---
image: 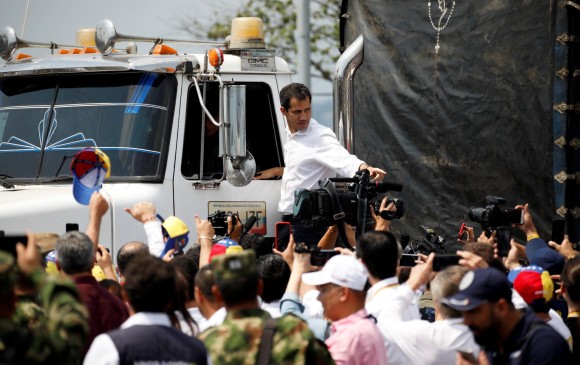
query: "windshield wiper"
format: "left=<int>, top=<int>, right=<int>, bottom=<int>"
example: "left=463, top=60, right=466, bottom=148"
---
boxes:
left=41, top=175, right=73, bottom=183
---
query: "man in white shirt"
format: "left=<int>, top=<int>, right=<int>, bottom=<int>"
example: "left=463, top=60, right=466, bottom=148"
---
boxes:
left=194, top=264, right=226, bottom=332
left=356, top=230, right=421, bottom=363
left=256, top=83, right=386, bottom=245
left=381, top=260, right=480, bottom=365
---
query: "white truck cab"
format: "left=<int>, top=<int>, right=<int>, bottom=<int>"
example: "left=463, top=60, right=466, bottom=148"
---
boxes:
left=0, top=18, right=294, bottom=256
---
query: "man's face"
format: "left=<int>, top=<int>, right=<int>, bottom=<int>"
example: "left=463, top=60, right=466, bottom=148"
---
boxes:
left=317, top=283, right=343, bottom=321
left=281, top=97, right=312, bottom=133
left=462, top=303, right=501, bottom=347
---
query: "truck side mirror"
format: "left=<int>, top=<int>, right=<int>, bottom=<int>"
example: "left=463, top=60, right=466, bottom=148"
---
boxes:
left=220, top=85, right=255, bottom=186
left=220, top=85, right=247, bottom=158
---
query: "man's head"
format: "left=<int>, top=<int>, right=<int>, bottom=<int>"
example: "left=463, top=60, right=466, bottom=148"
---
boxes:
left=562, top=255, right=580, bottom=304
left=194, top=265, right=223, bottom=318
left=302, top=255, right=368, bottom=321
left=117, top=241, right=149, bottom=277
left=442, top=268, right=514, bottom=346
left=210, top=250, right=259, bottom=307
left=356, top=231, right=401, bottom=280
left=430, top=265, right=469, bottom=320
left=279, top=83, right=312, bottom=133
left=124, top=254, right=175, bottom=313
left=256, top=254, right=290, bottom=304
left=55, top=231, right=94, bottom=275
left=171, top=256, right=199, bottom=303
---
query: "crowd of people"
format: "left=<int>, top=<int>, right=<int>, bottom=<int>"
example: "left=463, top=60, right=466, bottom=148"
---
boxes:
left=2, top=192, right=580, bottom=364
left=1, top=83, right=580, bottom=364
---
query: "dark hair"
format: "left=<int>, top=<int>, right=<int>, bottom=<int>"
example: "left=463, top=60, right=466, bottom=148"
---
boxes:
left=117, top=241, right=149, bottom=276
left=171, top=267, right=198, bottom=335
left=356, top=231, right=400, bottom=279
left=194, top=265, right=216, bottom=301
left=185, top=244, right=201, bottom=269
left=171, top=256, right=198, bottom=301
left=216, top=274, right=259, bottom=306
left=256, top=254, right=290, bottom=303
left=99, top=279, right=124, bottom=301
left=124, top=255, right=175, bottom=313
left=463, top=241, right=508, bottom=273
left=279, top=83, right=312, bottom=110
left=240, top=234, right=271, bottom=258
left=562, top=255, right=580, bottom=303
left=55, top=231, right=94, bottom=274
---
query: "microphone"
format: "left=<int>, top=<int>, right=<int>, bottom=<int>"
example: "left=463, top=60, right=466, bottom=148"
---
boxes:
left=242, top=215, right=258, bottom=235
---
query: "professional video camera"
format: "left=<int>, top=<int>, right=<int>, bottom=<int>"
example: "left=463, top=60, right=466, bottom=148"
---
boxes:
left=468, top=196, right=523, bottom=256
left=293, top=170, right=404, bottom=229
left=403, top=225, right=447, bottom=255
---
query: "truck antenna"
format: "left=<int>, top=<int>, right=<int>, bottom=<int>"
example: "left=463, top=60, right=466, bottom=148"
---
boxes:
left=21, top=0, right=31, bottom=38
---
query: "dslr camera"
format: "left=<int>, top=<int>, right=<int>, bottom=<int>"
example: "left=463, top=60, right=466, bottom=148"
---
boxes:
left=468, top=196, right=523, bottom=232
left=403, top=225, right=446, bottom=255
left=468, top=196, right=523, bottom=257
left=208, top=210, right=237, bottom=238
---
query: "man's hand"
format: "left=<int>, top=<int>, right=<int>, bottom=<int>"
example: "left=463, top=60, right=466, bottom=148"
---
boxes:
left=457, top=250, right=489, bottom=269
left=227, top=215, right=243, bottom=242
left=548, top=237, right=577, bottom=260
left=195, top=215, right=215, bottom=240
left=16, top=232, right=41, bottom=275
left=367, top=166, right=386, bottom=181
left=254, top=167, right=284, bottom=180
left=292, top=250, right=314, bottom=274
left=95, top=244, right=117, bottom=280
left=274, top=233, right=296, bottom=269
left=124, top=202, right=157, bottom=223
left=503, top=239, right=522, bottom=271
left=89, top=192, right=109, bottom=219
left=405, top=253, right=434, bottom=291
left=370, top=197, right=396, bottom=232
left=515, top=203, right=538, bottom=236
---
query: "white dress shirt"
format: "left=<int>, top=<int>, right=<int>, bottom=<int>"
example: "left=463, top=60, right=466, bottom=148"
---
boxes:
left=379, top=284, right=480, bottom=365
left=278, top=118, right=364, bottom=214
left=143, top=220, right=165, bottom=257
left=198, top=307, right=227, bottom=333
left=365, top=277, right=421, bottom=365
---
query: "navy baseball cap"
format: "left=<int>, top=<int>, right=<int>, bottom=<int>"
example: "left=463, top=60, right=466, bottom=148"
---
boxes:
left=525, top=238, right=565, bottom=276
left=442, top=268, right=512, bottom=311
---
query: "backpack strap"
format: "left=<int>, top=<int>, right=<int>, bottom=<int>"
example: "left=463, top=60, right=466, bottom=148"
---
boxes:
left=257, top=318, right=278, bottom=365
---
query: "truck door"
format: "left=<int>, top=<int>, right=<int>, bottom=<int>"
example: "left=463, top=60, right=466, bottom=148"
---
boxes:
left=173, top=80, right=284, bottom=239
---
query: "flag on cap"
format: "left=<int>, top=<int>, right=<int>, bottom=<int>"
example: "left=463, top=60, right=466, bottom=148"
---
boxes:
left=70, top=147, right=110, bottom=205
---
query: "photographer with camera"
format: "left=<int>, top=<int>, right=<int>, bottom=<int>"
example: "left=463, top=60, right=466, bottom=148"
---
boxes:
left=255, top=83, right=386, bottom=246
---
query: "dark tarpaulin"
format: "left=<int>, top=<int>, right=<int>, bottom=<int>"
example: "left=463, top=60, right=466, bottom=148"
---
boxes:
left=341, top=0, right=561, bottom=245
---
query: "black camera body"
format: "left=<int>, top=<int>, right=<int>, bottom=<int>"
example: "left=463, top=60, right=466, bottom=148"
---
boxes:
left=293, top=172, right=403, bottom=228
left=403, top=225, right=446, bottom=255
left=208, top=210, right=237, bottom=237
left=468, top=196, right=523, bottom=233
left=373, top=198, right=404, bottom=220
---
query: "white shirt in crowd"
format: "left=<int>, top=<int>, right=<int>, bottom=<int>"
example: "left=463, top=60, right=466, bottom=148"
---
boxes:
left=278, top=118, right=363, bottom=214
left=379, top=283, right=480, bottom=365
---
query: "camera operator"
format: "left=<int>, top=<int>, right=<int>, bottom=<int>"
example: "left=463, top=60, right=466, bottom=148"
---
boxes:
left=255, top=83, right=386, bottom=246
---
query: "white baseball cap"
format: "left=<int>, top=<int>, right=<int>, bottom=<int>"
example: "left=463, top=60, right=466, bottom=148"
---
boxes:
left=302, top=254, right=368, bottom=291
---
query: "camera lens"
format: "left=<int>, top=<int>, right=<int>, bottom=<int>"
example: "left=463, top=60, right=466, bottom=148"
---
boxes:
left=468, top=207, right=486, bottom=222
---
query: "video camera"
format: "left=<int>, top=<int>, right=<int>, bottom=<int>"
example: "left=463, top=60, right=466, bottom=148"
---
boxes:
left=293, top=170, right=404, bottom=230
left=208, top=210, right=237, bottom=238
left=468, top=196, right=523, bottom=256
left=403, top=225, right=447, bottom=255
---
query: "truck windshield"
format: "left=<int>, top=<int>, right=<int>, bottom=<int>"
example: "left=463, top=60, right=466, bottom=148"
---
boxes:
left=0, top=71, right=176, bottom=182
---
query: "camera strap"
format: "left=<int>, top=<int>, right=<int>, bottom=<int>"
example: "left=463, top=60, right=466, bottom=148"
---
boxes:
left=322, top=179, right=351, bottom=249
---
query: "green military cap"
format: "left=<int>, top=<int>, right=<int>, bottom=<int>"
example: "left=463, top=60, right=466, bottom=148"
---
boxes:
left=211, top=250, right=257, bottom=282
left=0, top=251, right=16, bottom=292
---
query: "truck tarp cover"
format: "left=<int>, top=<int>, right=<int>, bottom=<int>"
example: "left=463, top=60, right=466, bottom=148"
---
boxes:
left=342, top=1, right=560, bottom=243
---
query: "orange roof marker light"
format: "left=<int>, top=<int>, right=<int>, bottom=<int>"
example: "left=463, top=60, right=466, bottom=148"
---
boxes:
left=208, top=48, right=224, bottom=70
left=227, top=17, right=265, bottom=49
left=152, top=43, right=178, bottom=55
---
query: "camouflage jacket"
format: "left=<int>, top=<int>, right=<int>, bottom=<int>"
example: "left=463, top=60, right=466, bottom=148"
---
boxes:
left=0, top=269, right=89, bottom=365
left=199, top=308, right=335, bottom=365
left=13, top=294, right=45, bottom=332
